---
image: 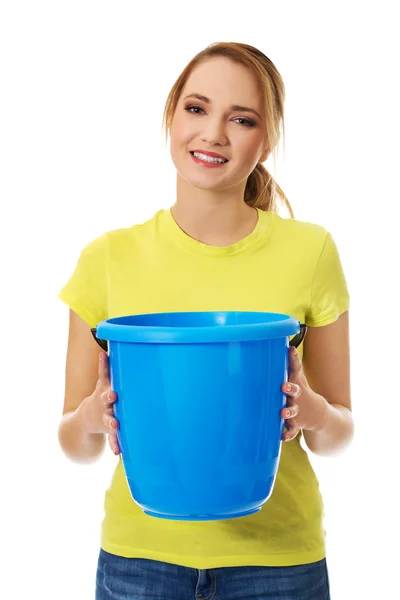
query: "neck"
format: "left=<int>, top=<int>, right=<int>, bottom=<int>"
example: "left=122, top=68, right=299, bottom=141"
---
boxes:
left=171, top=176, right=258, bottom=247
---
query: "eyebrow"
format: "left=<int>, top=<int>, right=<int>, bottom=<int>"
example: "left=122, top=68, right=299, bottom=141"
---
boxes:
left=183, top=93, right=262, bottom=120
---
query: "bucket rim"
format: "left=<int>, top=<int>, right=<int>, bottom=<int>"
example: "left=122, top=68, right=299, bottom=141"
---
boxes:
left=96, top=311, right=301, bottom=344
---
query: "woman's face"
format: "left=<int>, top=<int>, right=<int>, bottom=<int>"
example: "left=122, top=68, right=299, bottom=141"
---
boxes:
left=170, top=56, right=269, bottom=194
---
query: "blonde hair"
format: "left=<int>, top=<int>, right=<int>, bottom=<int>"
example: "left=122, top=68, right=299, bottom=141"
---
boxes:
left=161, top=41, right=294, bottom=218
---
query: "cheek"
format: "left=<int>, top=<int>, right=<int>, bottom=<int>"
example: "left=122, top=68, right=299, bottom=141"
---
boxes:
left=169, top=121, right=183, bottom=158
left=169, top=120, right=191, bottom=171
left=237, top=136, right=265, bottom=167
left=241, top=135, right=263, bottom=155
left=170, top=114, right=192, bottom=143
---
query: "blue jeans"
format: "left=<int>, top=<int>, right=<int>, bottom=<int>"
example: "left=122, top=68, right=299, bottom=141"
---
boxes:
left=95, top=548, right=330, bottom=599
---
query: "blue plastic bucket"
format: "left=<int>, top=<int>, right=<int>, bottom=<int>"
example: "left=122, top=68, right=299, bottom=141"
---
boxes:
left=94, top=311, right=305, bottom=521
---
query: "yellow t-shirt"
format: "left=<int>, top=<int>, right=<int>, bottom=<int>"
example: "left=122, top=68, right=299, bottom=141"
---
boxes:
left=58, top=207, right=350, bottom=569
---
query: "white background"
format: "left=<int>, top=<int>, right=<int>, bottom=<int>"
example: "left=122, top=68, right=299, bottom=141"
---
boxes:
left=1, top=1, right=399, bottom=598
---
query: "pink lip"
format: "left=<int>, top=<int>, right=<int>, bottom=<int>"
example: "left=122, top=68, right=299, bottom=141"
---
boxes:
left=190, top=149, right=229, bottom=161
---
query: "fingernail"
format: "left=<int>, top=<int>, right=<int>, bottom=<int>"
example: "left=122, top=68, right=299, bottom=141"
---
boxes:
left=108, top=392, right=112, bottom=402
left=285, top=409, right=291, bottom=418
left=109, top=419, right=113, bottom=428
left=287, top=383, right=292, bottom=392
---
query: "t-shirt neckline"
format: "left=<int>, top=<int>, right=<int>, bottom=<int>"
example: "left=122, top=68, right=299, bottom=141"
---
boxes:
left=160, top=207, right=273, bottom=258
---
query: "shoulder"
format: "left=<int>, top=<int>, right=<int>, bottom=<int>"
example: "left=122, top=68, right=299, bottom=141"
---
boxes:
left=270, top=212, right=330, bottom=254
left=82, top=210, right=163, bottom=252
left=272, top=212, right=328, bottom=240
left=104, top=210, right=163, bottom=243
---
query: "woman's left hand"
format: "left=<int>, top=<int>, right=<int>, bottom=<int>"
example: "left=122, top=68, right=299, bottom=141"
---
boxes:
left=280, top=346, right=328, bottom=442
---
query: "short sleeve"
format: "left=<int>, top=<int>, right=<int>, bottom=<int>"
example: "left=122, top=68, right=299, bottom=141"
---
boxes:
left=305, top=231, right=350, bottom=327
left=58, top=233, right=108, bottom=328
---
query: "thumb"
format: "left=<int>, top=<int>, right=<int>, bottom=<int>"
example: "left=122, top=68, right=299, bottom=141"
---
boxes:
left=289, top=346, right=301, bottom=376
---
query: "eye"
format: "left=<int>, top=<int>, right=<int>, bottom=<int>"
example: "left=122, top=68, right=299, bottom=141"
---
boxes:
left=235, top=117, right=255, bottom=128
left=185, top=105, right=204, bottom=115
left=184, top=105, right=255, bottom=128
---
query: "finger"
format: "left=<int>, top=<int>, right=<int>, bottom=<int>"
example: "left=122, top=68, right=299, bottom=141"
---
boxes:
left=281, top=396, right=295, bottom=422
left=282, top=411, right=296, bottom=434
left=281, top=382, right=301, bottom=399
left=284, top=421, right=300, bottom=442
left=101, top=390, right=117, bottom=407
left=280, top=404, right=299, bottom=419
left=98, top=352, right=111, bottom=385
left=283, top=418, right=294, bottom=436
left=108, top=432, right=120, bottom=455
left=285, top=416, right=297, bottom=431
left=283, top=413, right=298, bottom=434
left=102, top=412, right=119, bottom=431
left=284, top=430, right=299, bottom=442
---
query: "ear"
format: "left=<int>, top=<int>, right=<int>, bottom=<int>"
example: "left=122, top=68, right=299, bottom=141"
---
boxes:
left=259, top=146, right=269, bottom=164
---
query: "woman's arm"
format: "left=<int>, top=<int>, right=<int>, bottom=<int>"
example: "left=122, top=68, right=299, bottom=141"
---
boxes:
left=58, top=310, right=107, bottom=464
left=301, top=310, right=354, bottom=456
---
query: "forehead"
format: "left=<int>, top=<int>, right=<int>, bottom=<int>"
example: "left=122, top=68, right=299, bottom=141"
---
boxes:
left=182, top=57, right=262, bottom=108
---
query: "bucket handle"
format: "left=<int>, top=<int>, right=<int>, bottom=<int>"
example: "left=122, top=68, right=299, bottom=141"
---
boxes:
left=91, top=328, right=108, bottom=352
left=90, top=323, right=308, bottom=353
left=289, top=323, right=307, bottom=349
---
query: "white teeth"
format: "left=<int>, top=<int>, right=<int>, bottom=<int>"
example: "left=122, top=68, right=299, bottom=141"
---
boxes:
left=193, top=152, right=226, bottom=164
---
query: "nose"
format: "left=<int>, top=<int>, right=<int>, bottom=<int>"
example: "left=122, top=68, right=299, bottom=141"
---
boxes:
left=201, top=117, right=228, bottom=147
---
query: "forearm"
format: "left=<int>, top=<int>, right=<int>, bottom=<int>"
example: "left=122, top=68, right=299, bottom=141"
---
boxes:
left=303, top=395, right=355, bottom=457
left=58, top=401, right=106, bottom=464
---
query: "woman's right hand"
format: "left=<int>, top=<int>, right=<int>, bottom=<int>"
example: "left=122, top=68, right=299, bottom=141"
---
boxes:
left=80, top=352, right=120, bottom=456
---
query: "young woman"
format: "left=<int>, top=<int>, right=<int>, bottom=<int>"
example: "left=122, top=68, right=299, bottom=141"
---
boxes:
left=58, top=41, right=353, bottom=599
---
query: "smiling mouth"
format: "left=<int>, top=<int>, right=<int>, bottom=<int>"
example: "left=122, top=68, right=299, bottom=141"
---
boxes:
left=189, top=151, right=229, bottom=164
